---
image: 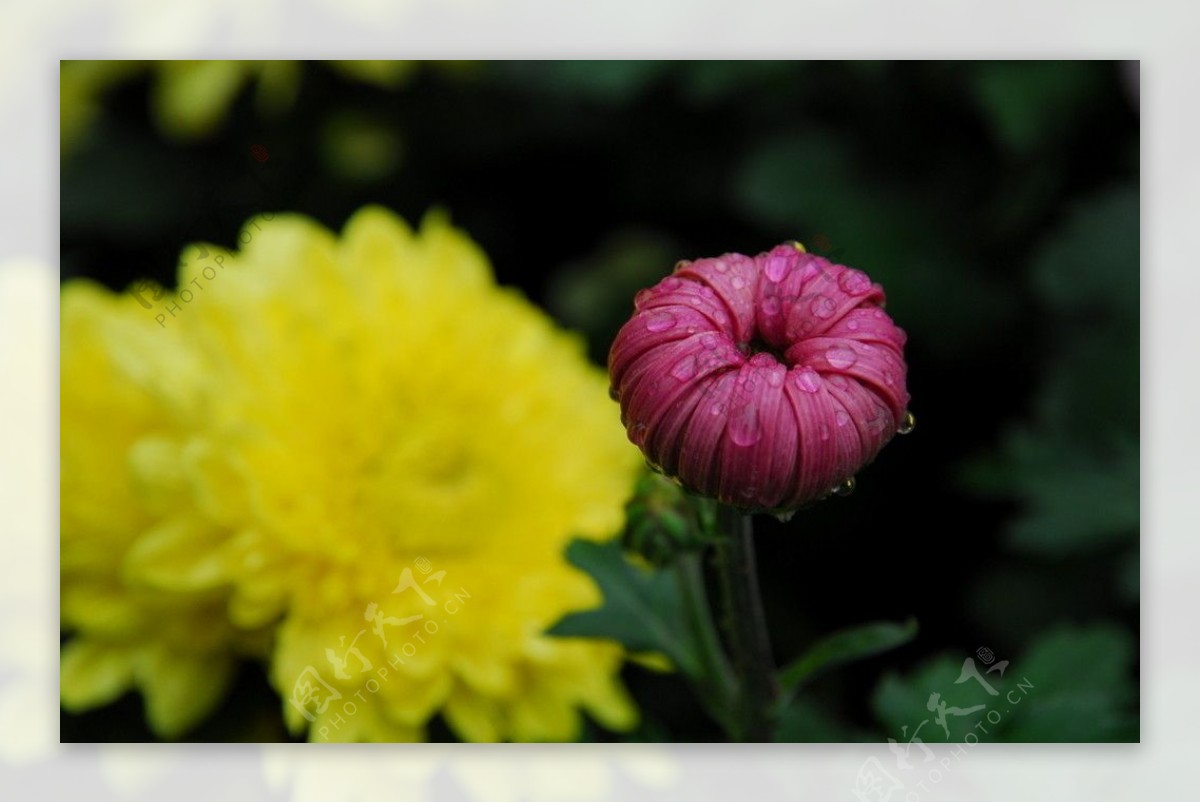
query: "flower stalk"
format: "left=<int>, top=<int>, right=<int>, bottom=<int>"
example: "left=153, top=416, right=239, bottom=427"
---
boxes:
left=712, top=506, right=778, bottom=741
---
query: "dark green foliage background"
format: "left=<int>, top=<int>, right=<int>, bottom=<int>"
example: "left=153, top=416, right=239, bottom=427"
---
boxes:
left=61, top=60, right=1139, bottom=742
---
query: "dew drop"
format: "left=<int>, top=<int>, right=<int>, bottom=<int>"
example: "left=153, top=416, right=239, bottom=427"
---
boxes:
left=608, top=386, right=619, bottom=401
left=838, top=269, right=872, bottom=295
left=743, top=378, right=756, bottom=392
left=710, top=402, right=726, bottom=416
left=898, top=410, right=916, bottom=435
left=767, top=367, right=785, bottom=388
left=847, top=319, right=859, bottom=331
left=749, top=352, right=775, bottom=368
left=701, top=333, right=718, bottom=350
left=700, top=285, right=716, bottom=298
left=833, top=476, right=856, bottom=496
left=634, top=289, right=652, bottom=308
left=731, top=275, right=746, bottom=290
left=828, top=374, right=850, bottom=390
left=765, top=255, right=791, bottom=283
left=794, top=369, right=821, bottom=393
left=661, top=276, right=683, bottom=291
left=713, top=310, right=729, bottom=325
left=763, top=296, right=781, bottom=316
left=645, top=311, right=677, bottom=332
left=675, top=259, right=692, bottom=272
left=826, top=345, right=858, bottom=369
left=872, top=308, right=886, bottom=320
left=671, top=355, right=698, bottom=381
left=713, top=258, right=729, bottom=273
left=835, top=409, right=850, bottom=428
left=773, top=508, right=797, bottom=524
left=883, top=370, right=895, bottom=387
left=811, top=295, right=836, bottom=319
left=645, top=458, right=664, bottom=474
left=819, top=424, right=830, bottom=441
left=729, top=404, right=762, bottom=446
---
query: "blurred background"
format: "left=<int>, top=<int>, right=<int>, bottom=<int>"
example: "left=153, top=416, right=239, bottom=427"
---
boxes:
left=60, top=60, right=1139, bottom=743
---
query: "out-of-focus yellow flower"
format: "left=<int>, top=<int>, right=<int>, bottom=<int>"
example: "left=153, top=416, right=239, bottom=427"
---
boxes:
left=60, top=282, right=269, bottom=738
left=59, top=207, right=642, bottom=742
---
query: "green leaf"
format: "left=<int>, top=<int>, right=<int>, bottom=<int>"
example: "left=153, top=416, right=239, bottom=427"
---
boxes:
left=548, top=538, right=702, bottom=680
left=999, top=623, right=1137, bottom=742
left=779, top=618, right=917, bottom=695
left=871, top=624, right=1137, bottom=743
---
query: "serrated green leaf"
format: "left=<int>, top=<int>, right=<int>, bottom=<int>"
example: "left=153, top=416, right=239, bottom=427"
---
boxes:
left=779, top=618, right=917, bottom=695
left=548, top=539, right=701, bottom=679
left=999, top=623, right=1137, bottom=742
left=871, top=624, right=1137, bottom=743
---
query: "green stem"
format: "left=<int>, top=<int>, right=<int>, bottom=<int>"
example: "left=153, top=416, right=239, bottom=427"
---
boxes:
left=713, top=506, right=778, bottom=741
left=675, top=552, right=737, bottom=731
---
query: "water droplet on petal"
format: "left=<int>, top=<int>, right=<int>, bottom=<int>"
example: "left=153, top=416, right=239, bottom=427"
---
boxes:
left=749, top=352, right=774, bottom=368
left=767, top=367, right=785, bottom=387
left=883, top=370, right=895, bottom=386
left=811, top=295, right=836, bottom=319
left=794, top=369, right=821, bottom=393
left=838, top=269, right=872, bottom=295
left=835, top=409, right=850, bottom=428
left=773, top=508, right=797, bottom=523
left=700, top=285, right=716, bottom=298
left=634, top=289, right=652, bottom=308
left=828, top=374, right=850, bottom=390
left=645, top=311, right=677, bottom=332
left=819, top=424, right=830, bottom=441
left=729, top=404, right=762, bottom=446
left=765, top=255, right=791, bottom=282
left=661, top=276, right=683, bottom=290
left=675, top=259, right=692, bottom=272
left=631, top=422, right=649, bottom=446
left=713, top=258, right=729, bottom=273
left=847, top=319, right=859, bottom=331
left=872, top=308, right=886, bottom=320
left=713, top=310, right=729, bottom=325
left=731, top=275, right=746, bottom=290
left=701, top=333, right=718, bottom=350
left=608, top=386, right=619, bottom=401
left=898, top=410, right=916, bottom=435
left=645, top=458, right=664, bottom=474
left=710, top=402, right=726, bottom=416
left=671, top=355, right=698, bottom=381
left=763, top=296, right=781, bottom=316
left=826, top=345, right=858, bottom=369
left=833, top=476, right=856, bottom=496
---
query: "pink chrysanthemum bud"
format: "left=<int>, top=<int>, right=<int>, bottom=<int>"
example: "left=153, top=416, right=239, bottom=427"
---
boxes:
left=608, top=243, right=911, bottom=513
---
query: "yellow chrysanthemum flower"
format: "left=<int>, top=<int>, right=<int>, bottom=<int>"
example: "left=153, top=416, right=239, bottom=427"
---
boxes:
left=60, top=207, right=643, bottom=742
left=60, top=282, right=269, bottom=738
